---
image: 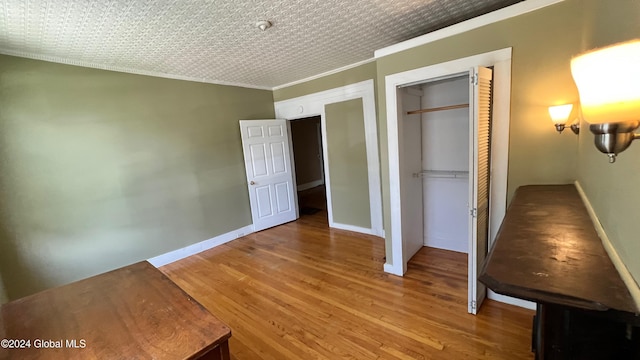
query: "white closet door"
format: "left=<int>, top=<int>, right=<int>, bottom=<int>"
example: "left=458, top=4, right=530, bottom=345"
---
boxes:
left=468, top=66, right=493, bottom=315
left=401, top=88, right=425, bottom=262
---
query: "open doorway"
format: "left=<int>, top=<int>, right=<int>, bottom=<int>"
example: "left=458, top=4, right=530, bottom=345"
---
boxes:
left=400, top=75, right=471, bottom=256
left=290, top=116, right=327, bottom=219
left=274, top=80, right=383, bottom=237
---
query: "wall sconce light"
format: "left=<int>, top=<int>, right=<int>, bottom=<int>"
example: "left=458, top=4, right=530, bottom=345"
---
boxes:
left=549, top=104, right=579, bottom=134
left=571, top=39, right=640, bottom=163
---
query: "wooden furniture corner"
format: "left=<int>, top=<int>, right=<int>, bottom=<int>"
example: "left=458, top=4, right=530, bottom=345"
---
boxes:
left=0, top=261, right=231, bottom=360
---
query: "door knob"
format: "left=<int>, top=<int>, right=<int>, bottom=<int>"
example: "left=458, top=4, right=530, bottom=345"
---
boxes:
left=250, top=181, right=256, bottom=185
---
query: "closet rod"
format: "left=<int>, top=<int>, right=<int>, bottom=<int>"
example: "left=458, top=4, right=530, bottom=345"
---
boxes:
left=413, top=170, right=469, bottom=179
left=407, top=103, right=469, bottom=115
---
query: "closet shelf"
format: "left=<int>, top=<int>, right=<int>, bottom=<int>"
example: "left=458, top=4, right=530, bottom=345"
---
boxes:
left=413, top=170, right=469, bottom=179
left=407, top=103, right=469, bottom=115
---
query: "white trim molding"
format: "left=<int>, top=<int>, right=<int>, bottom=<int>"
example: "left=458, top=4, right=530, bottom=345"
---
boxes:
left=274, top=80, right=384, bottom=238
left=0, top=49, right=273, bottom=91
left=488, top=290, right=536, bottom=310
left=374, top=0, right=565, bottom=59
left=331, top=223, right=378, bottom=236
left=575, top=181, right=640, bottom=310
left=148, top=224, right=254, bottom=267
left=384, top=48, right=512, bottom=276
left=273, top=58, right=376, bottom=91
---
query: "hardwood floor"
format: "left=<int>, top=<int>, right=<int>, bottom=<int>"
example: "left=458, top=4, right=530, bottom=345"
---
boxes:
left=161, top=211, right=534, bottom=359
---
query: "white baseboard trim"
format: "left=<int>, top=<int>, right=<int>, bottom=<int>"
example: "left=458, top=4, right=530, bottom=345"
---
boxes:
left=423, top=239, right=468, bottom=254
left=331, top=222, right=376, bottom=236
left=297, top=179, right=324, bottom=192
left=574, top=181, right=640, bottom=310
left=488, top=290, right=536, bottom=310
left=148, top=224, right=254, bottom=267
left=384, top=262, right=403, bottom=276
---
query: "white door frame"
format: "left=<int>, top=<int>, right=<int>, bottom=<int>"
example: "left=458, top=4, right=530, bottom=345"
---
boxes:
left=274, top=80, right=383, bottom=237
left=384, top=49, right=511, bottom=275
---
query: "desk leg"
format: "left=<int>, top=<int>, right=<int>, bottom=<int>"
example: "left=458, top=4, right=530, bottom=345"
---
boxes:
left=533, top=303, right=545, bottom=360
left=199, top=341, right=231, bottom=360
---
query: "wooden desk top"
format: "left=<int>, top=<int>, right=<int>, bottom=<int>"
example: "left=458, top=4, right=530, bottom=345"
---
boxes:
left=479, top=185, right=638, bottom=314
left=0, top=261, right=231, bottom=359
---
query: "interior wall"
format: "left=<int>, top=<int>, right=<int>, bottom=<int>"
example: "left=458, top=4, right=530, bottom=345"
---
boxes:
left=575, top=1, right=640, bottom=286
left=0, top=54, right=275, bottom=300
left=0, top=275, right=7, bottom=304
left=375, top=0, right=632, bottom=265
left=290, top=117, right=323, bottom=188
left=325, top=98, right=372, bottom=229
left=421, top=77, right=469, bottom=253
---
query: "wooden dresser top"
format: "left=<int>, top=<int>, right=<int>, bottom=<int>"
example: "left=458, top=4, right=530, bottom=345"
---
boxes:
left=480, top=185, right=638, bottom=314
left=0, top=261, right=230, bottom=359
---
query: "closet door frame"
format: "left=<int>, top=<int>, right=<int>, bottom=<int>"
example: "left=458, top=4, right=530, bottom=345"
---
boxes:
left=384, top=48, right=534, bottom=310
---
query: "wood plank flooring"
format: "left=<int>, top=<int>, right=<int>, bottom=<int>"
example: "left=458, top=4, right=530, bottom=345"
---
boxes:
left=161, top=211, right=534, bottom=359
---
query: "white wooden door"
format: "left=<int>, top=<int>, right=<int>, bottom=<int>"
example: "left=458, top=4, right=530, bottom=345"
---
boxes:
left=468, top=66, right=493, bottom=315
left=400, top=87, right=425, bottom=263
left=240, top=120, right=298, bottom=232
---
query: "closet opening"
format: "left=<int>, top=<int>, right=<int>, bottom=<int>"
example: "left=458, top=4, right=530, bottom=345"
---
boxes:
left=385, top=48, right=517, bottom=312
left=290, top=116, right=327, bottom=221
left=401, top=74, right=470, bottom=254
left=398, top=68, right=493, bottom=314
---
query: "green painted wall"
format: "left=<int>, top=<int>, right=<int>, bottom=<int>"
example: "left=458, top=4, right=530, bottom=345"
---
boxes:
left=375, top=0, right=637, bottom=264
left=0, top=55, right=275, bottom=300
left=575, top=1, right=640, bottom=285
left=0, top=275, right=7, bottom=304
left=273, top=62, right=377, bottom=102
left=6, top=0, right=633, bottom=303
left=325, top=99, right=371, bottom=228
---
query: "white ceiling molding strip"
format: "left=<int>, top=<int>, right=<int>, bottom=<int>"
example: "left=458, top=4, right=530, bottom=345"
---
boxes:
left=0, top=48, right=273, bottom=91
left=374, top=0, right=565, bottom=59
left=272, top=58, right=376, bottom=91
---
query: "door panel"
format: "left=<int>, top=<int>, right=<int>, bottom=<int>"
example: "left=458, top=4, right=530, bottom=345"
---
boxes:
left=240, top=120, right=298, bottom=232
left=468, top=66, right=493, bottom=314
left=271, top=142, right=287, bottom=173
left=248, top=125, right=263, bottom=138
left=256, top=185, right=273, bottom=218
left=250, top=144, right=268, bottom=177
left=275, top=182, right=291, bottom=212
left=268, top=124, right=283, bottom=137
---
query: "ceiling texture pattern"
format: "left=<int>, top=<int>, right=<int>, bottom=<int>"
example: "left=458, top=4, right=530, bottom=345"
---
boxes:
left=0, top=0, right=523, bottom=89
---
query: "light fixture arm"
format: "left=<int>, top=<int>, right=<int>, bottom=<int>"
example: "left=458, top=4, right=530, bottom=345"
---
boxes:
left=570, top=123, right=580, bottom=135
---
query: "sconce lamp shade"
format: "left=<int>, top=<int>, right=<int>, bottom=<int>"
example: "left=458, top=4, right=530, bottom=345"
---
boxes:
left=570, top=40, right=640, bottom=124
left=548, top=104, right=573, bottom=125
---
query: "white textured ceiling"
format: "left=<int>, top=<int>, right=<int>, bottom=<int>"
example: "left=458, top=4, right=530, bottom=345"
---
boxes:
left=0, top=0, right=523, bottom=89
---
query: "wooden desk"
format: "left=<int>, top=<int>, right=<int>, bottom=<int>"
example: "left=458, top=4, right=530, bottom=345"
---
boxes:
left=479, top=185, right=639, bottom=359
left=0, top=261, right=231, bottom=359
